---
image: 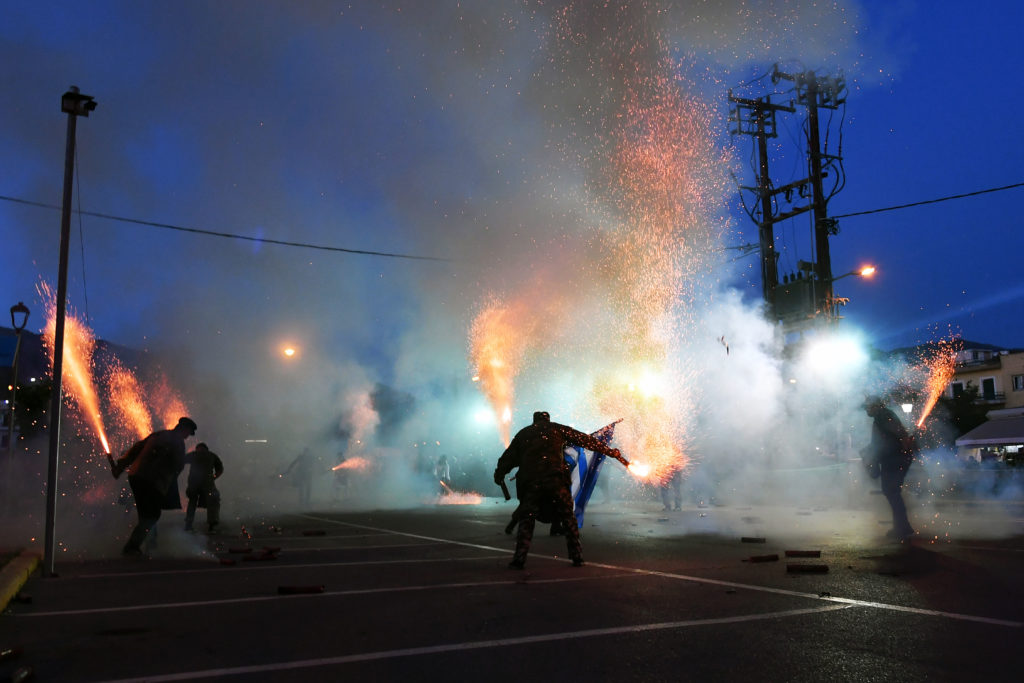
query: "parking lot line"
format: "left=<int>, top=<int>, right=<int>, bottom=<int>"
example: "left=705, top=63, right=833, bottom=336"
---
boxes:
left=312, top=515, right=1024, bottom=629
left=15, top=572, right=636, bottom=618
left=97, top=604, right=854, bottom=683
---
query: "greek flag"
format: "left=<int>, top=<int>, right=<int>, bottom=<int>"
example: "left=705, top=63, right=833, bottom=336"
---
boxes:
left=568, top=420, right=620, bottom=529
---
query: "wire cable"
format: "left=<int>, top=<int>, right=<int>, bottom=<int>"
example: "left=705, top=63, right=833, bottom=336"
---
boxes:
left=74, top=149, right=91, bottom=323
left=0, top=194, right=449, bottom=262
left=832, top=182, right=1024, bottom=218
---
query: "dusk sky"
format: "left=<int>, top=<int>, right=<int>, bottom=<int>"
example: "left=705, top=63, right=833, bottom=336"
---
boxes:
left=2, top=1, right=1023, bottom=460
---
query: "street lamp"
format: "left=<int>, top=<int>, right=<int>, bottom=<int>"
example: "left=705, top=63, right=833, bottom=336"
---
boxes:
left=7, top=302, right=29, bottom=458
left=826, top=264, right=877, bottom=319
left=831, top=264, right=877, bottom=283
left=44, top=86, right=96, bottom=578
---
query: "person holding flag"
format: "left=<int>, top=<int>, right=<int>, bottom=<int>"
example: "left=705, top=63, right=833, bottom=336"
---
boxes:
left=494, top=411, right=623, bottom=569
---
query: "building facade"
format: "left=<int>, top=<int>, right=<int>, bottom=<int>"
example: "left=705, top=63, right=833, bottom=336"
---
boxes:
left=947, top=344, right=1024, bottom=410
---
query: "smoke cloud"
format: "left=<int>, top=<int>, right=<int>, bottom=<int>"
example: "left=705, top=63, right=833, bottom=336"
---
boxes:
left=4, top=1, right=1016, bottom=558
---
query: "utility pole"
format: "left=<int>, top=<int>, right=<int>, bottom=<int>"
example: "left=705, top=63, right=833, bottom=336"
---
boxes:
left=729, top=67, right=847, bottom=331
left=770, top=66, right=846, bottom=322
left=728, top=93, right=796, bottom=320
left=45, top=86, right=96, bottom=578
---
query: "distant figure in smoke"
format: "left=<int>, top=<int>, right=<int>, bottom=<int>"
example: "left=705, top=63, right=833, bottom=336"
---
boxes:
left=282, top=447, right=314, bottom=507
left=111, top=417, right=197, bottom=556
left=333, top=452, right=349, bottom=502
left=184, top=442, right=224, bottom=534
left=494, top=411, right=622, bottom=569
left=660, top=469, right=682, bottom=511
left=435, top=454, right=452, bottom=495
left=862, top=397, right=918, bottom=540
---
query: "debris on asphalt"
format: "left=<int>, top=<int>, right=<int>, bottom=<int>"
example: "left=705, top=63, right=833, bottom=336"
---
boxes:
left=301, top=530, right=326, bottom=536
left=744, top=554, right=779, bottom=563
left=0, top=647, right=24, bottom=662
left=243, top=550, right=279, bottom=562
left=786, top=563, right=829, bottom=574
left=784, top=550, right=821, bottom=558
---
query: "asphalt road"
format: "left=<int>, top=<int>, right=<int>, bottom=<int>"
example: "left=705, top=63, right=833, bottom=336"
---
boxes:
left=1, top=499, right=1022, bottom=682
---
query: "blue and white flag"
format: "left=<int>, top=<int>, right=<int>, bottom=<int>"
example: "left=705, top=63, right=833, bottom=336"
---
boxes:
left=568, top=420, right=621, bottom=529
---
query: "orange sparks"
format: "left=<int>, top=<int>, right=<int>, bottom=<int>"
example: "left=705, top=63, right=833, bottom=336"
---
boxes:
left=108, top=363, right=153, bottom=439
left=469, top=299, right=532, bottom=446
left=627, top=462, right=651, bottom=478
left=148, top=374, right=189, bottom=431
left=916, top=338, right=961, bottom=428
left=438, top=491, right=484, bottom=505
left=331, top=456, right=370, bottom=471
left=38, top=282, right=110, bottom=454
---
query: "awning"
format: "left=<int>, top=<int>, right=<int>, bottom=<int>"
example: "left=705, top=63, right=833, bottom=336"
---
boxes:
left=955, top=416, right=1024, bottom=448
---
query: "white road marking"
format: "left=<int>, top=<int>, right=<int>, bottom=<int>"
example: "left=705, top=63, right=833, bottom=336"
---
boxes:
left=73, top=553, right=507, bottom=580
left=17, top=513, right=1022, bottom=633
left=17, top=573, right=634, bottom=617
left=98, top=604, right=853, bottom=683
left=311, top=515, right=1024, bottom=628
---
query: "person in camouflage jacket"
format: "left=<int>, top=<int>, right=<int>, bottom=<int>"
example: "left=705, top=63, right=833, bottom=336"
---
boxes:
left=494, top=411, right=622, bottom=569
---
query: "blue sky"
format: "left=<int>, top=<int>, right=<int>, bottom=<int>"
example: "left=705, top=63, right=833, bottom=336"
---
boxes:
left=2, top=1, right=1023, bottom=451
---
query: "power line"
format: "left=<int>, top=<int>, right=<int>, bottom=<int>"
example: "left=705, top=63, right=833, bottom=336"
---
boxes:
left=0, top=194, right=448, bottom=262
left=832, top=182, right=1024, bottom=218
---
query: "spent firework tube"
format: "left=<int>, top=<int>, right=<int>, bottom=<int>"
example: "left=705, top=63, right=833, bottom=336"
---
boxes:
left=608, top=450, right=630, bottom=468
left=107, top=453, right=123, bottom=479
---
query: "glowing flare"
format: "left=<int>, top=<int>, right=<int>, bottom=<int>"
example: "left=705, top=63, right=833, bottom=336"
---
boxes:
left=38, top=282, right=111, bottom=454
left=469, top=300, right=531, bottom=446
left=916, top=338, right=961, bottom=428
left=627, top=462, right=651, bottom=477
left=332, top=456, right=370, bottom=471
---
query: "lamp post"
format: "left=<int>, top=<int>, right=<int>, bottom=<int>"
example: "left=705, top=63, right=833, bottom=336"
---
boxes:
left=44, top=86, right=96, bottom=578
left=7, top=302, right=30, bottom=458
left=825, top=264, right=876, bottom=321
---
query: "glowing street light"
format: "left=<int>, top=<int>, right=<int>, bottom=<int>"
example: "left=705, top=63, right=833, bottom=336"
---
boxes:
left=831, top=264, right=877, bottom=283
left=825, top=264, right=877, bottom=320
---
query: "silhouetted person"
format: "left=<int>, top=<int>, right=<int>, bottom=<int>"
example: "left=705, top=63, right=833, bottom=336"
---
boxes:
left=435, top=454, right=452, bottom=495
left=283, top=447, right=314, bottom=506
left=660, top=469, right=682, bottom=511
left=862, top=397, right=917, bottom=540
left=184, top=442, right=224, bottom=534
left=332, top=452, right=349, bottom=502
left=111, top=417, right=197, bottom=556
left=494, top=411, right=622, bottom=569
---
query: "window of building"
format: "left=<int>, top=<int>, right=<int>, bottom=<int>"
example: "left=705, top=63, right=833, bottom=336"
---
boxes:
left=1014, top=375, right=1024, bottom=392
left=981, top=377, right=996, bottom=400
left=951, top=382, right=964, bottom=398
